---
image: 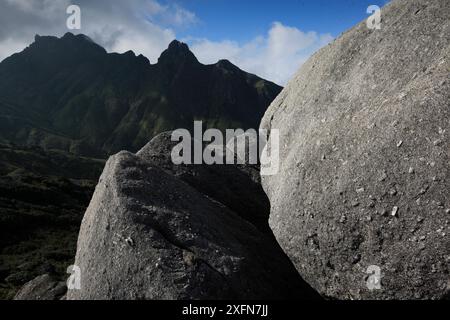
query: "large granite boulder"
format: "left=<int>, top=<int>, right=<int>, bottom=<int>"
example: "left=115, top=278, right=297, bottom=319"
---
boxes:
left=67, top=132, right=319, bottom=300
left=260, top=0, right=449, bottom=299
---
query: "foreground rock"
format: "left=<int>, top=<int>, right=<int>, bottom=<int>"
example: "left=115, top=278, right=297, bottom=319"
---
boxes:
left=68, top=133, right=319, bottom=300
left=137, top=132, right=271, bottom=234
left=261, top=0, right=449, bottom=299
left=14, top=274, right=66, bottom=300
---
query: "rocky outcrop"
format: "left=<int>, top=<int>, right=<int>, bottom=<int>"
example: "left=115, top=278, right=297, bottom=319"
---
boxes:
left=14, top=274, right=66, bottom=300
left=67, top=132, right=319, bottom=300
left=260, top=0, right=449, bottom=299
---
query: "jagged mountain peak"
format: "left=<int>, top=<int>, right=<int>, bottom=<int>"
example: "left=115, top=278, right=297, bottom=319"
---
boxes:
left=167, top=39, right=190, bottom=52
left=157, top=39, right=199, bottom=65
left=30, top=32, right=107, bottom=57
left=0, top=32, right=282, bottom=157
left=34, top=32, right=97, bottom=45
left=62, top=32, right=96, bottom=43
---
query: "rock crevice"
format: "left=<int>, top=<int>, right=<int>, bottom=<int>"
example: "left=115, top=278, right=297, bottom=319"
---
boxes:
left=67, top=133, right=319, bottom=300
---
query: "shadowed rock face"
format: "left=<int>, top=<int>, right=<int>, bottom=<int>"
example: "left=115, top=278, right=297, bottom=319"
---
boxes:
left=14, top=274, right=66, bottom=300
left=137, top=132, right=271, bottom=233
left=260, top=0, right=449, bottom=299
left=67, top=132, right=319, bottom=300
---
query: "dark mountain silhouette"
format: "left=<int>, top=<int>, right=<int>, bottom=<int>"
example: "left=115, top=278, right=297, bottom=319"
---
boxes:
left=0, top=33, right=282, bottom=157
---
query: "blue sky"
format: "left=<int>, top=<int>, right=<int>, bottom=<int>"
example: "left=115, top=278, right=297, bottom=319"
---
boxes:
left=177, top=0, right=388, bottom=84
left=0, top=0, right=389, bottom=84
left=177, top=0, right=388, bottom=42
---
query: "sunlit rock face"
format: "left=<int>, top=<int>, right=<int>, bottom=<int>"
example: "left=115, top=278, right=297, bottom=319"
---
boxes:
left=260, top=0, right=450, bottom=300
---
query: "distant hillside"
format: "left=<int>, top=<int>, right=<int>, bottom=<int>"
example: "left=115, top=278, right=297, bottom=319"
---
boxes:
left=0, top=144, right=105, bottom=299
left=0, top=33, right=282, bottom=157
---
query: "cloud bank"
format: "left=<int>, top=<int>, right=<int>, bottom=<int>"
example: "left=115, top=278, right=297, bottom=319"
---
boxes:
left=0, top=0, right=333, bottom=84
left=188, top=23, right=333, bottom=85
left=0, top=0, right=191, bottom=63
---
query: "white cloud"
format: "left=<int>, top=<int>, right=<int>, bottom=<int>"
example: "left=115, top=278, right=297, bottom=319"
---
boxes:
left=144, top=1, right=198, bottom=27
left=73, top=0, right=180, bottom=63
left=0, top=0, right=197, bottom=63
left=0, top=37, right=29, bottom=60
left=101, top=23, right=175, bottom=62
left=171, top=5, right=198, bottom=27
left=188, top=22, right=334, bottom=85
left=0, top=1, right=332, bottom=84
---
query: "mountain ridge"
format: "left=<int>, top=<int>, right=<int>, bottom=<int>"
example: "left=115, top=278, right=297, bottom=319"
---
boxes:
left=0, top=33, right=282, bottom=158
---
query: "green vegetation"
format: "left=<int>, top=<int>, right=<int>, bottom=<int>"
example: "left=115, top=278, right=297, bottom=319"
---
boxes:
left=0, top=144, right=105, bottom=299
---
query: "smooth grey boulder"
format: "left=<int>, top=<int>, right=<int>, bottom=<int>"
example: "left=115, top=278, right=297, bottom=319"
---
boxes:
left=14, top=274, right=66, bottom=300
left=67, top=132, right=319, bottom=300
left=260, top=0, right=449, bottom=300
